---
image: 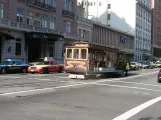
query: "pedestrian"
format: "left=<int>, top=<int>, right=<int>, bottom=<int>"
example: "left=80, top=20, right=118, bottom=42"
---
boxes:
left=125, top=62, right=130, bottom=77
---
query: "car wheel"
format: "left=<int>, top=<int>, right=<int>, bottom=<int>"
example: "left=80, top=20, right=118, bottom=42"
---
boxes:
left=58, top=67, right=63, bottom=73
left=158, top=80, right=161, bottom=83
left=22, top=68, right=27, bottom=73
left=2, top=68, right=7, bottom=74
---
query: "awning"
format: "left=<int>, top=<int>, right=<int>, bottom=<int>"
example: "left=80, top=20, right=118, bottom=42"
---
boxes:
left=0, top=32, right=15, bottom=39
left=25, top=32, right=64, bottom=40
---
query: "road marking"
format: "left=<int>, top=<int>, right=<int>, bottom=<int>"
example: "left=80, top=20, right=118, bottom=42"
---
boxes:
left=0, top=76, right=21, bottom=79
left=95, top=83, right=161, bottom=92
left=28, top=78, right=51, bottom=81
left=97, top=71, right=158, bottom=83
left=104, top=80, right=161, bottom=87
left=28, top=78, right=84, bottom=84
left=0, top=71, right=158, bottom=97
left=113, top=96, right=161, bottom=120
left=0, top=82, right=89, bottom=97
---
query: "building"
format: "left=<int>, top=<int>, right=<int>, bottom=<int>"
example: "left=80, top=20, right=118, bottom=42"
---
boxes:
left=92, top=22, right=135, bottom=62
left=77, top=0, right=152, bottom=62
left=107, top=0, right=152, bottom=62
left=76, top=4, right=93, bottom=42
left=77, top=0, right=108, bottom=25
left=0, top=0, right=77, bottom=63
left=151, top=0, right=161, bottom=60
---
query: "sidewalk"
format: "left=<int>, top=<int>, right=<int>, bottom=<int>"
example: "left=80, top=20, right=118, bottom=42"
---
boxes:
left=129, top=68, right=160, bottom=75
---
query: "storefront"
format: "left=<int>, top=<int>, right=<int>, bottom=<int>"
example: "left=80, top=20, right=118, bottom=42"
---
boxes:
left=25, top=32, right=64, bottom=62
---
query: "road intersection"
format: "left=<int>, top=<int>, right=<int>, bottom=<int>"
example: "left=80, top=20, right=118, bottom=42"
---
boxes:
left=0, top=68, right=160, bottom=120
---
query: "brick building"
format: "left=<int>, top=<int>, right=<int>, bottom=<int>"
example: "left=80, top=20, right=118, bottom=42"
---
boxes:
left=152, top=0, right=161, bottom=59
left=0, top=0, right=77, bottom=63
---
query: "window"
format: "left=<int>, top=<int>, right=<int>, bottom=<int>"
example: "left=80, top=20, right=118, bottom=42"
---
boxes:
left=27, top=10, right=33, bottom=25
left=51, top=0, right=56, bottom=7
left=17, top=8, right=24, bottom=23
left=80, top=49, right=87, bottom=59
left=11, top=61, right=16, bottom=65
left=108, top=4, right=111, bottom=9
left=99, top=1, right=101, bottom=6
left=67, top=49, right=72, bottom=58
left=50, top=17, right=56, bottom=29
left=0, top=2, right=4, bottom=18
left=42, top=15, right=48, bottom=28
left=15, top=39, right=21, bottom=56
left=64, top=0, right=73, bottom=12
left=34, top=13, right=41, bottom=27
left=64, top=20, right=73, bottom=33
left=73, top=49, right=79, bottom=59
left=16, top=61, right=22, bottom=65
left=108, top=14, right=111, bottom=20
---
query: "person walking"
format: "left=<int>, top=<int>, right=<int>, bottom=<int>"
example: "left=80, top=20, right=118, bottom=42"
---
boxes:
left=125, top=62, right=130, bottom=76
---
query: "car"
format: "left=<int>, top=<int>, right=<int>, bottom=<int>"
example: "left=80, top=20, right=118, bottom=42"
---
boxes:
left=28, top=60, right=64, bottom=74
left=29, top=58, right=44, bottom=66
left=130, top=62, right=140, bottom=70
left=155, top=62, right=161, bottom=68
left=0, top=59, right=30, bottom=74
left=158, top=69, right=161, bottom=83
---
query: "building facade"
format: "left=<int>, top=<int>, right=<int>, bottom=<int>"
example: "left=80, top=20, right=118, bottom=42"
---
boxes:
left=92, top=22, right=135, bottom=55
left=108, top=0, right=152, bottom=62
left=152, top=0, right=161, bottom=59
left=0, top=0, right=77, bottom=63
left=78, top=0, right=152, bottom=62
left=77, top=0, right=108, bottom=25
left=76, top=5, right=93, bottom=42
left=135, top=0, right=152, bottom=62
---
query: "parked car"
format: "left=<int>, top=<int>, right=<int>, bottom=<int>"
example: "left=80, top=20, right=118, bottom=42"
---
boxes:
left=28, top=60, right=64, bottom=74
left=0, top=59, right=30, bottom=74
left=137, top=62, right=142, bottom=69
left=155, top=62, right=161, bottom=68
left=29, top=58, right=45, bottom=66
left=130, top=62, right=140, bottom=70
left=158, top=69, right=161, bottom=83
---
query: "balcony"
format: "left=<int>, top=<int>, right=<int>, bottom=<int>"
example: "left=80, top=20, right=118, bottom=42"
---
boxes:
left=63, top=32, right=78, bottom=40
left=78, top=17, right=93, bottom=25
left=0, top=18, right=61, bottom=35
left=18, top=0, right=56, bottom=12
left=62, top=10, right=74, bottom=18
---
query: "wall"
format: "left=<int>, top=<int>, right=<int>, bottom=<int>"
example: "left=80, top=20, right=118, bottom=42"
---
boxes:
left=108, top=0, right=136, bottom=35
left=92, top=24, right=135, bottom=53
left=1, top=30, right=26, bottom=62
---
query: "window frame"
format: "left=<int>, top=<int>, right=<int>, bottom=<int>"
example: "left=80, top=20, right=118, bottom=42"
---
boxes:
left=15, top=38, right=22, bottom=56
left=65, top=48, right=88, bottom=60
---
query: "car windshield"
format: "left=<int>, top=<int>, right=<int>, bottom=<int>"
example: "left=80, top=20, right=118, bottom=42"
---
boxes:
left=37, top=62, right=49, bottom=65
left=0, top=61, right=11, bottom=65
left=131, top=63, right=135, bottom=65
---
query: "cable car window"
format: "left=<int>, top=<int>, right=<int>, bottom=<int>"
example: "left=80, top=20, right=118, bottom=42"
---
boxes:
left=73, top=49, right=79, bottom=59
left=67, top=49, right=72, bottom=58
left=81, top=49, right=87, bottom=59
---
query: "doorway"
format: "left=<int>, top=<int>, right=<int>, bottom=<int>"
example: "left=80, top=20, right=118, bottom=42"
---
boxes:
left=28, top=39, right=42, bottom=62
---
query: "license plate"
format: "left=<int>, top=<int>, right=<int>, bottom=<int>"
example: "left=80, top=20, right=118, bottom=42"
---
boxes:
left=31, top=69, right=34, bottom=72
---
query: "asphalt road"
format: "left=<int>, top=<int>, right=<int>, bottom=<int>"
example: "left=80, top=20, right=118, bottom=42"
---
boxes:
left=0, top=68, right=160, bottom=120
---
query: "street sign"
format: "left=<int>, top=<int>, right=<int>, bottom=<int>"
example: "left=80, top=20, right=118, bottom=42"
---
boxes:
left=120, top=36, right=128, bottom=44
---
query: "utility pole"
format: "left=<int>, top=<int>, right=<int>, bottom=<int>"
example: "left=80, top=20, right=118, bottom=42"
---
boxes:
left=97, top=0, right=98, bottom=22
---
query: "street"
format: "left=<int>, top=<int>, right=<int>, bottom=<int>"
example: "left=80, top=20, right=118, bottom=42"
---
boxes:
left=0, top=69, right=160, bottom=120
